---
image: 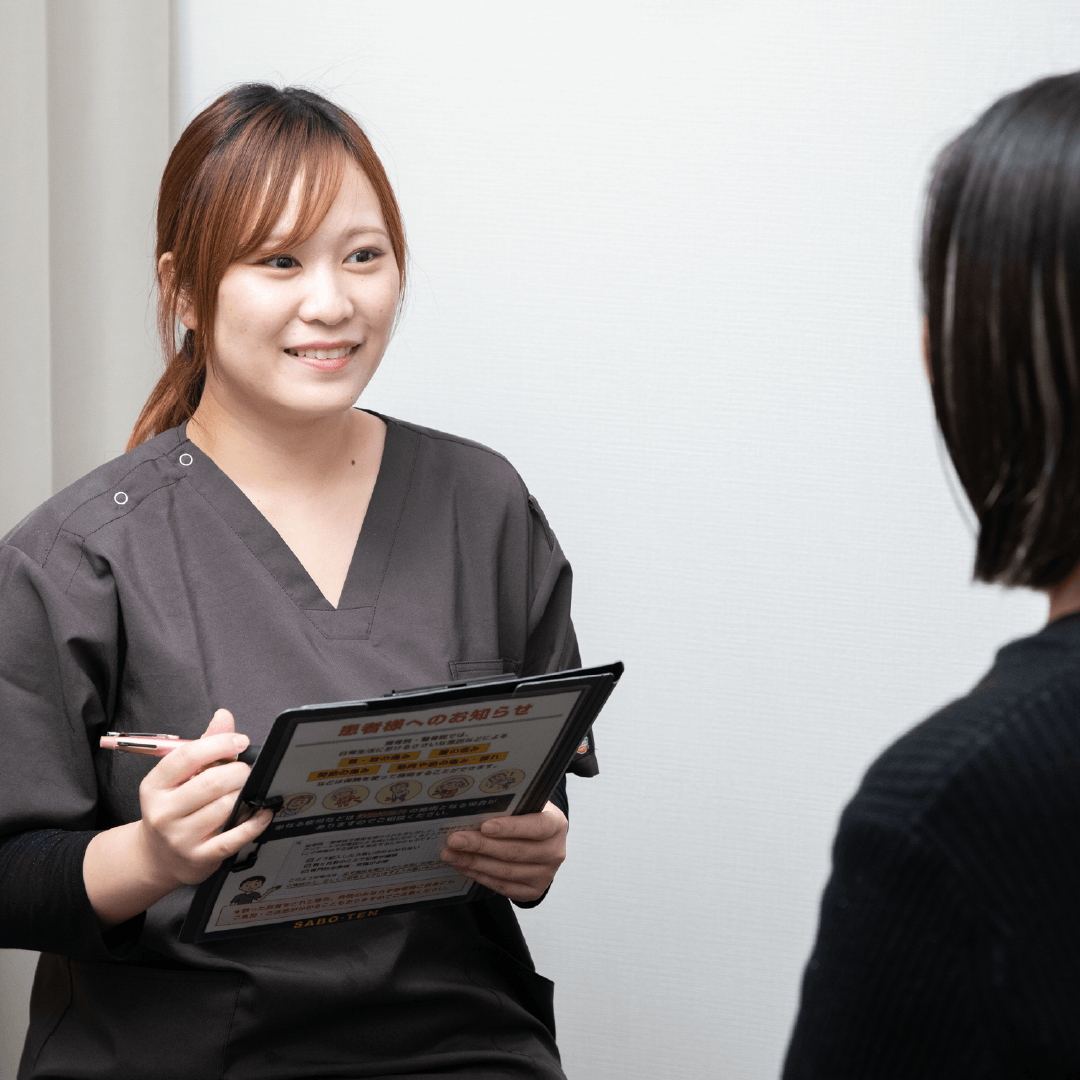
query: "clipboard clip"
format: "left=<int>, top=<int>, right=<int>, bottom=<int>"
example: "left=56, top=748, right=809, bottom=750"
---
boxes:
left=244, top=795, right=283, bottom=813
left=226, top=794, right=283, bottom=873
left=229, top=843, right=262, bottom=874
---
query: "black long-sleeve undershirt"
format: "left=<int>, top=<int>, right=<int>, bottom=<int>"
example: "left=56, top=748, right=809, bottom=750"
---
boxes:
left=0, top=829, right=142, bottom=959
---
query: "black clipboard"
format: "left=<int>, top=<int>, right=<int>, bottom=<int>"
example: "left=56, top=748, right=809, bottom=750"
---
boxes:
left=180, top=661, right=622, bottom=943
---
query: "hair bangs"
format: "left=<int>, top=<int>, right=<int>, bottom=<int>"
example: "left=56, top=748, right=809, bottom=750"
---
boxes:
left=225, top=117, right=351, bottom=264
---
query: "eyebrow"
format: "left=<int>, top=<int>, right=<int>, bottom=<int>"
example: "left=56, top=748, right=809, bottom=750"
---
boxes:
left=342, top=226, right=389, bottom=242
left=263, top=224, right=390, bottom=246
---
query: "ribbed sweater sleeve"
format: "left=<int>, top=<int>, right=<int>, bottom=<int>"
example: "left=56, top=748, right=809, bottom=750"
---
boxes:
left=784, top=618, right=1080, bottom=1077
left=783, top=813, right=993, bottom=1076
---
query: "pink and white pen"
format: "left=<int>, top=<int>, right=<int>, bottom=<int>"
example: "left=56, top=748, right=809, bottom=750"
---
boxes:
left=99, top=732, right=193, bottom=757
left=99, top=732, right=261, bottom=765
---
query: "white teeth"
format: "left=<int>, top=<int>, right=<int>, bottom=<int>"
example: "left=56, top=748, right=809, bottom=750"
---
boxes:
left=288, top=346, right=353, bottom=360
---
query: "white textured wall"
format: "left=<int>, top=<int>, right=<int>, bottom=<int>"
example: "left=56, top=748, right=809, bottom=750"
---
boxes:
left=34, top=1, right=1075, bottom=1076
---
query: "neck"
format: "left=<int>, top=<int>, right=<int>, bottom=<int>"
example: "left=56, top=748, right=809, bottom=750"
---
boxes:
left=1046, top=561, right=1080, bottom=623
left=186, top=383, right=361, bottom=492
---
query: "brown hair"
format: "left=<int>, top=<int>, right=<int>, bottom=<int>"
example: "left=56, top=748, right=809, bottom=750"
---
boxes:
left=128, top=84, right=407, bottom=449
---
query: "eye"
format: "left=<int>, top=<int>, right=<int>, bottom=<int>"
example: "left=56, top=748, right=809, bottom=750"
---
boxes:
left=346, top=248, right=380, bottom=265
left=263, top=254, right=298, bottom=270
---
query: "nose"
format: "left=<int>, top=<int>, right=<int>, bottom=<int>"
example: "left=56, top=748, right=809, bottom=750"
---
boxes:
left=297, top=263, right=354, bottom=327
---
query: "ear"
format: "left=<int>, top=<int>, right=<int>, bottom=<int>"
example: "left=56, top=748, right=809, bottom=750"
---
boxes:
left=158, top=252, right=196, bottom=330
left=922, top=316, right=932, bottom=384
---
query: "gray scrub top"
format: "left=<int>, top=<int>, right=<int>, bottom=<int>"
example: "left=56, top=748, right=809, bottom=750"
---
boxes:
left=0, top=413, right=595, bottom=1080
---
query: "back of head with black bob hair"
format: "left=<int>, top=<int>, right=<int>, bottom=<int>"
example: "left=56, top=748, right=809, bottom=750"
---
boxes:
left=922, top=71, right=1080, bottom=588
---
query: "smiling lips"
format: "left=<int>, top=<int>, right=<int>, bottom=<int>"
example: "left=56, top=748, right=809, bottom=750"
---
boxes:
left=285, top=344, right=356, bottom=360
left=284, top=343, right=359, bottom=371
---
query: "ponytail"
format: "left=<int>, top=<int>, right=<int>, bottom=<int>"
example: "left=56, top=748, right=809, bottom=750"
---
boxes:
left=126, top=331, right=205, bottom=451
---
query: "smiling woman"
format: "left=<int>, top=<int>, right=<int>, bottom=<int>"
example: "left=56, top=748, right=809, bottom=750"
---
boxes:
left=0, top=84, right=594, bottom=1080
left=132, top=84, right=406, bottom=446
left=192, top=164, right=399, bottom=422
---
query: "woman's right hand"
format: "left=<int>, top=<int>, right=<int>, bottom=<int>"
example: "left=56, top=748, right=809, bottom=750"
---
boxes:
left=84, top=709, right=274, bottom=927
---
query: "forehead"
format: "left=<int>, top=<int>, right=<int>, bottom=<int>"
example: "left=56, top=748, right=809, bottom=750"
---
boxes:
left=267, top=159, right=387, bottom=244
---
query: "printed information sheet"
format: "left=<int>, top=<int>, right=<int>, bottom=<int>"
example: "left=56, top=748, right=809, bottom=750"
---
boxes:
left=199, top=688, right=583, bottom=935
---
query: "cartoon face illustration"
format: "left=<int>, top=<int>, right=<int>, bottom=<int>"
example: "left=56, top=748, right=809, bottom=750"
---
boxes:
left=322, top=785, right=369, bottom=810
left=229, top=875, right=280, bottom=905
left=428, top=775, right=473, bottom=800
left=479, top=768, right=525, bottom=794
left=376, top=779, right=422, bottom=804
left=278, top=792, right=316, bottom=816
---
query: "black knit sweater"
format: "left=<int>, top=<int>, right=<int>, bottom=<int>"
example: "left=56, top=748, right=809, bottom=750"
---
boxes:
left=784, top=611, right=1080, bottom=1078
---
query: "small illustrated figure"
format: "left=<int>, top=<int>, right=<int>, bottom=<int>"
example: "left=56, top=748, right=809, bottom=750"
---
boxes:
left=230, top=876, right=280, bottom=905
left=376, top=780, right=421, bottom=804
left=322, top=785, right=369, bottom=810
left=428, top=775, right=473, bottom=800
left=276, top=792, right=316, bottom=817
left=479, top=768, right=525, bottom=794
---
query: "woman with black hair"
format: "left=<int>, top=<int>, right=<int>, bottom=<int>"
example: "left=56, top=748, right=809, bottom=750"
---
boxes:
left=785, top=72, right=1080, bottom=1077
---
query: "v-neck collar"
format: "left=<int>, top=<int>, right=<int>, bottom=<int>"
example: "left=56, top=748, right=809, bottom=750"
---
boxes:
left=171, top=412, right=418, bottom=640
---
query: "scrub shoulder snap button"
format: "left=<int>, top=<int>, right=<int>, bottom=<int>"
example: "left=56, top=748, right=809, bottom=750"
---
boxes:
left=179, top=453, right=193, bottom=466
left=114, top=492, right=129, bottom=506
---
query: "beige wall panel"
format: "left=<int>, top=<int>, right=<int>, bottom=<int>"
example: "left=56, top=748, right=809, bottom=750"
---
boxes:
left=0, top=0, right=50, bottom=1067
left=0, top=0, right=52, bottom=535
left=47, top=0, right=170, bottom=490
left=1, top=4, right=170, bottom=1075
left=0, top=949, right=37, bottom=1080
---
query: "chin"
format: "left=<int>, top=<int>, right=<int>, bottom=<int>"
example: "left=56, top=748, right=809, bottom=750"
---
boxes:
left=271, top=383, right=370, bottom=421
left=274, top=397, right=360, bottom=422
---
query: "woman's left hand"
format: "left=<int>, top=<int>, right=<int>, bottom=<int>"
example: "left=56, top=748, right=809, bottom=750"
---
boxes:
left=440, top=802, right=567, bottom=902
